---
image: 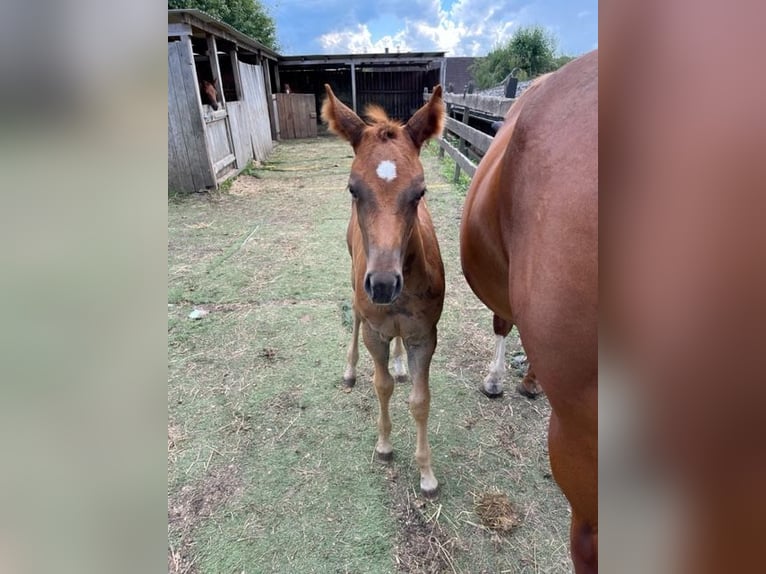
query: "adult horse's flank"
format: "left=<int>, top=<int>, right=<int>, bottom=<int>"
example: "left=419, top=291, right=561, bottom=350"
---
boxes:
left=460, top=51, right=598, bottom=572
left=200, top=78, right=219, bottom=110
left=322, top=84, right=446, bottom=497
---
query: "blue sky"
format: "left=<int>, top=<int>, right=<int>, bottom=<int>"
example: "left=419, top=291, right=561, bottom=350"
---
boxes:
left=267, top=0, right=598, bottom=57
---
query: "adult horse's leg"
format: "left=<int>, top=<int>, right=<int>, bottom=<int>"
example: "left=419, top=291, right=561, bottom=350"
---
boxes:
left=362, top=322, right=394, bottom=461
left=548, top=409, right=598, bottom=574
left=481, top=315, right=542, bottom=398
left=518, top=364, right=542, bottom=399
left=405, top=332, right=439, bottom=497
left=342, top=307, right=361, bottom=390
left=481, top=315, right=511, bottom=397
left=391, top=336, right=407, bottom=383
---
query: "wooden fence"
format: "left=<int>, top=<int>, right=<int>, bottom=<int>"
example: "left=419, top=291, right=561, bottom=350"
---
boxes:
left=426, top=90, right=514, bottom=182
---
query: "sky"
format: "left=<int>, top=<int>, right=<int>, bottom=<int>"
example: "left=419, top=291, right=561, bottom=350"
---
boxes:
left=267, top=0, right=598, bottom=57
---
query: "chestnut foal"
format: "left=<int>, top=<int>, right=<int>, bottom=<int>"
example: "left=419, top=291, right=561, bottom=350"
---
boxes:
left=322, top=84, right=446, bottom=497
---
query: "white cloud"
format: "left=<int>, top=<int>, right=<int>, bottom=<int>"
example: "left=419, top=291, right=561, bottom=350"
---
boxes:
left=314, top=0, right=589, bottom=56
left=319, top=24, right=412, bottom=53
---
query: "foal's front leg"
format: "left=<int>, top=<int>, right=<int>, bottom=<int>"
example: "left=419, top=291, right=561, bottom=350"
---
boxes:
left=405, top=331, right=439, bottom=497
left=342, top=306, right=361, bottom=390
left=362, top=322, right=394, bottom=461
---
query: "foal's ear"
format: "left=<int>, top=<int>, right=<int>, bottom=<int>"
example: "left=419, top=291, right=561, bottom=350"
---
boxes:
left=405, top=85, right=445, bottom=150
left=321, top=84, right=366, bottom=149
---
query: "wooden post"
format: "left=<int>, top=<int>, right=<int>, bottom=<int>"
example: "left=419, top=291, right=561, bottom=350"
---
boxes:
left=454, top=105, right=470, bottom=182
left=229, top=48, right=243, bottom=101
left=350, top=62, right=357, bottom=113
left=207, top=34, right=225, bottom=107
left=262, top=58, right=277, bottom=140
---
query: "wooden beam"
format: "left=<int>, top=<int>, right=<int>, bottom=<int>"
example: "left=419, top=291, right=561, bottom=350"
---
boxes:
left=207, top=34, right=225, bottom=107
left=444, top=117, right=494, bottom=154
left=440, top=92, right=515, bottom=118
left=168, top=23, right=192, bottom=37
left=230, top=49, right=243, bottom=101
left=437, top=138, right=476, bottom=178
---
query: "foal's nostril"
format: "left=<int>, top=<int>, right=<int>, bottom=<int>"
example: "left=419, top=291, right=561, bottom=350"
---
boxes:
left=364, top=273, right=372, bottom=296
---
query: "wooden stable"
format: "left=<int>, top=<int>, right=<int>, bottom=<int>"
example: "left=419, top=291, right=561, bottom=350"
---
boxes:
left=168, top=9, right=278, bottom=192
left=277, top=52, right=446, bottom=124
left=168, top=10, right=449, bottom=192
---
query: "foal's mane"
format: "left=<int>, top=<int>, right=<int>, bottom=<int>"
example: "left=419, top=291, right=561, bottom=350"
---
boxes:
left=364, top=104, right=402, bottom=141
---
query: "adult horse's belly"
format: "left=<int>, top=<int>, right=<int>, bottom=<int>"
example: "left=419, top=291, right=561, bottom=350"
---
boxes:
left=460, top=161, right=513, bottom=320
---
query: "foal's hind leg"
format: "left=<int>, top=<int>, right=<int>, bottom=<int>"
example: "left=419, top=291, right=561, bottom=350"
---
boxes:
left=342, top=307, right=361, bottom=390
left=405, top=332, right=439, bottom=497
left=362, top=323, right=394, bottom=461
left=391, top=336, right=408, bottom=383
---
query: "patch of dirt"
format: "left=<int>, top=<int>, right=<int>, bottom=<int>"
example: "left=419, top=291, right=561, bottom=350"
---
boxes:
left=168, top=463, right=244, bottom=574
left=474, top=490, right=519, bottom=534
left=264, top=388, right=305, bottom=413
left=388, top=473, right=460, bottom=573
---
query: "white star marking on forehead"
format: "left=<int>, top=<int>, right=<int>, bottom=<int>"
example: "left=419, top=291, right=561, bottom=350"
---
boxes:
left=376, top=160, right=397, bottom=182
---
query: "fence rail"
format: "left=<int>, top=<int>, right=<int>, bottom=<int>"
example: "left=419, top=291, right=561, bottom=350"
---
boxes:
left=426, top=89, right=514, bottom=181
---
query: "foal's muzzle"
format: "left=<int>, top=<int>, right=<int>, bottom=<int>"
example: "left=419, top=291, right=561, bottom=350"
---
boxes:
left=364, top=271, right=403, bottom=304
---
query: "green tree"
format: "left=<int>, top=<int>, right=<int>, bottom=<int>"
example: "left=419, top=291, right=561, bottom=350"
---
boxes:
left=169, top=0, right=278, bottom=50
left=472, top=26, right=569, bottom=88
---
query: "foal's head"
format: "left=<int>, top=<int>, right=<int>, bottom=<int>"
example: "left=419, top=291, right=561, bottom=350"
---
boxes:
left=200, top=79, right=219, bottom=110
left=322, top=84, right=444, bottom=304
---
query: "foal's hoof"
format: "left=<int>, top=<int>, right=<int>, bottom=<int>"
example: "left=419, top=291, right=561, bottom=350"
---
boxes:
left=376, top=449, right=393, bottom=462
left=394, top=374, right=408, bottom=385
left=341, top=377, right=356, bottom=392
left=480, top=382, right=504, bottom=399
left=421, top=484, right=440, bottom=499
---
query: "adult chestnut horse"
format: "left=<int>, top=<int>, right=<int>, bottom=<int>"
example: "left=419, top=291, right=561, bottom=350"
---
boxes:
left=322, top=84, right=446, bottom=497
left=460, top=51, right=598, bottom=572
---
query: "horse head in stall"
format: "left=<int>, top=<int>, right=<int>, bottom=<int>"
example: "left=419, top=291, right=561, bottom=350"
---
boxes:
left=200, top=78, right=219, bottom=110
left=460, top=51, right=598, bottom=572
left=322, top=84, right=446, bottom=497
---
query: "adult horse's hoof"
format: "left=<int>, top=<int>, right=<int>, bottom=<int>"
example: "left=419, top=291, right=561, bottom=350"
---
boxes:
left=376, top=449, right=393, bottom=462
left=480, top=383, right=504, bottom=399
left=517, top=382, right=542, bottom=399
left=517, top=373, right=542, bottom=399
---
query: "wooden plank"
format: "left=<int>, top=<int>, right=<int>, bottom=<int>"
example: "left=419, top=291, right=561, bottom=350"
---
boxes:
left=437, top=138, right=477, bottom=177
left=445, top=117, right=494, bottom=154
left=170, top=40, right=214, bottom=190
left=180, top=36, right=216, bottom=188
left=239, top=61, right=273, bottom=158
left=213, top=153, right=236, bottom=174
left=227, top=102, right=253, bottom=169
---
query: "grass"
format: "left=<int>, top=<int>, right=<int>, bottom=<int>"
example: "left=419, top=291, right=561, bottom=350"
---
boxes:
left=168, top=135, right=570, bottom=573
